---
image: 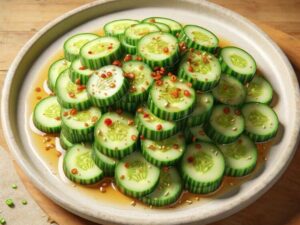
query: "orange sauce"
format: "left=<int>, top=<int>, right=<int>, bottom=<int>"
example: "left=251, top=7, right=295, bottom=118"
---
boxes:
left=26, top=35, right=272, bottom=209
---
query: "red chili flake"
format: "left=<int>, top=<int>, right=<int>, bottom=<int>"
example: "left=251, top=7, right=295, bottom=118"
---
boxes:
left=163, top=47, right=169, bottom=53
left=71, top=168, right=78, bottom=174
left=112, top=60, right=122, bottom=67
left=68, top=92, right=76, bottom=98
left=91, top=116, right=98, bottom=123
left=131, top=135, right=137, bottom=141
left=155, top=80, right=163, bottom=86
left=77, top=85, right=86, bottom=92
left=108, top=45, right=113, bottom=50
left=186, top=82, right=193, bottom=88
left=167, top=72, right=173, bottom=77
left=75, top=79, right=81, bottom=85
left=70, top=108, right=77, bottom=116
left=173, top=144, right=179, bottom=149
left=156, top=124, right=163, bottom=131
left=49, top=92, right=55, bottom=96
left=198, top=130, right=205, bottom=136
left=202, top=54, right=209, bottom=64
left=190, top=48, right=194, bottom=52
left=129, top=86, right=137, bottom=93
left=124, top=162, right=130, bottom=168
left=159, top=67, right=165, bottom=74
left=84, top=122, right=89, bottom=127
left=36, top=96, right=42, bottom=100
left=188, top=66, right=194, bottom=72
left=171, top=90, right=179, bottom=98
left=63, top=111, right=69, bottom=117
left=238, top=139, right=243, bottom=144
left=128, top=119, right=134, bottom=126
left=137, top=107, right=144, bottom=113
left=195, top=143, right=202, bottom=149
left=120, top=175, right=125, bottom=180
left=175, top=32, right=180, bottom=37
left=154, top=66, right=160, bottom=72
left=140, top=135, right=145, bottom=140
left=192, top=136, right=196, bottom=142
left=184, top=90, right=191, bottom=97
left=136, top=56, right=142, bottom=61
left=126, top=73, right=135, bottom=79
left=116, top=108, right=123, bottom=115
left=55, top=116, right=61, bottom=121
left=149, top=18, right=156, bottom=23
left=170, top=75, right=177, bottom=82
left=153, top=74, right=162, bottom=80
left=124, top=54, right=132, bottom=62
left=234, top=109, right=241, bottom=116
left=223, top=107, right=230, bottom=114
left=104, top=118, right=113, bottom=126
left=79, top=66, right=86, bottom=70
left=35, top=87, right=41, bottom=92
left=107, top=71, right=113, bottom=77
left=88, top=51, right=93, bottom=54
left=187, top=156, right=194, bottom=163
left=101, top=73, right=107, bottom=78
left=56, top=151, right=62, bottom=157
left=163, top=166, right=169, bottom=173
left=143, top=113, right=150, bottom=118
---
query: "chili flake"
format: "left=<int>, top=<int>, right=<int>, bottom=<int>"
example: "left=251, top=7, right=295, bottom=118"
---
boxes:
left=173, top=144, right=179, bottom=149
left=170, top=75, right=177, bottom=82
left=124, top=54, right=132, bottom=62
left=79, top=66, right=86, bottom=70
left=70, top=108, right=77, bottom=115
left=124, top=162, right=130, bottom=168
left=163, top=47, right=169, bottom=53
left=109, top=83, right=116, bottom=88
left=184, top=90, right=191, bottom=97
left=104, top=118, right=113, bottom=126
left=187, top=156, right=194, bottom=163
left=156, top=80, right=163, bottom=86
left=131, top=135, right=137, bottom=141
left=223, top=107, right=230, bottom=114
left=75, top=78, right=81, bottom=85
left=234, top=109, right=241, bottom=116
left=195, top=143, right=202, bottom=149
left=112, top=60, right=122, bottom=67
left=156, top=124, right=163, bottom=131
left=71, top=168, right=78, bottom=174
left=35, top=87, right=41, bottom=92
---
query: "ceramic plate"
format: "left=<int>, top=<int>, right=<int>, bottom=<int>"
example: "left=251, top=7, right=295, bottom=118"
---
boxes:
left=2, top=0, right=300, bottom=224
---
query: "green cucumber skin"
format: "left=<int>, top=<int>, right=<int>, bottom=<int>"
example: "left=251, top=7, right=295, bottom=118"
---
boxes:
left=89, top=79, right=130, bottom=108
left=60, top=133, right=74, bottom=150
left=69, top=65, right=92, bottom=85
left=113, top=100, right=139, bottom=113
left=147, top=96, right=195, bottom=121
left=91, top=146, right=116, bottom=176
left=187, top=110, right=211, bottom=127
left=121, top=38, right=137, bottom=55
left=225, top=165, right=256, bottom=177
left=33, top=116, right=61, bottom=133
left=57, top=94, right=92, bottom=111
left=183, top=179, right=222, bottom=194
left=61, top=126, right=94, bottom=143
left=142, top=17, right=182, bottom=36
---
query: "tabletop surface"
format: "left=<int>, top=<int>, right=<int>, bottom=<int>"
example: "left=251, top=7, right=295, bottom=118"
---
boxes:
left=0, top=1, right=299, bottom=225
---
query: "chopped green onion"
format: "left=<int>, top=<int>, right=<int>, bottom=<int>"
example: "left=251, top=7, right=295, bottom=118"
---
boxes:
left=5, top=199, right=14, bottom=208
left=0, top=217, right=6, bottom=225
left=21, top=200, right=28, bottom=205
left=12, top=184, right=18, bottom=189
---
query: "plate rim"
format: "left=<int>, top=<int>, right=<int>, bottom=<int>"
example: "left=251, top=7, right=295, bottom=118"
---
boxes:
left=2, top=0, right=300, bottom=224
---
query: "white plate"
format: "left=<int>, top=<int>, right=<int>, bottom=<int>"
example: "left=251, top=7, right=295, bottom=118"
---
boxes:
left=2, top=0, right=300, bottom=224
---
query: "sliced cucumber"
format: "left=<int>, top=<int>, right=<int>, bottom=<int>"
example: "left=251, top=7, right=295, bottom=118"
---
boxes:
left=246, top=75, right=273, bottom=104
left=114, top=97, right=139, bottom=113
left=219, top=47, right=256, bottom=83
left=121, top=37, right=137, bottom=55
left=242, top=103, right=279, bottom=142
left=178, top=50, right=221, bottom=91
left=69, top=58, right=94, bottom=85
left=63, top=144, right=103, bottom=184
left=104, top=19, right=139, bottom=38
left=185, top=125, right=212, bottom=143
left=181, top=142, right=225, bottom=194
left=179, top=25, right=219, bottom=53
left=60, top=132, right=74, bottom=150
left=124, top=23, right=160, bottom=46
left=61, top=107, right=101, bottom=143
left=87, top=65, right=129, bottom=107
left=141, top=132, right=185, bottom=167
left=212, top=74, right=246, bottom=106
left=47, top=59, right=70, bottom=92
left=152, top=22, right=171, bottom=33
left=122, top=61, right=154, bottom=102
left=142, top=17, right=182, bottom=35
left=148, top=76, right=196, bottom=121
left=137, top=32, right=179, bottom=69
left=80, top=36, right=121, bottom=69
left=33, top=96, right=62, bottom=133
left=204, top=105, right=245, bottom=144
left=56, top=69, right=91, bottom=110
left=94, top=112, right=139, bottom=159
left=187, top=92, right=214, bottom=127
left=92, top=145, right=118, bottom=176
left=141, top=167, right=182, bottom=206
left=115, top=152, right=160, bottom=197
left=218, top=135, right=257, bottom=176
left=64, top=33, right=99, bottom=61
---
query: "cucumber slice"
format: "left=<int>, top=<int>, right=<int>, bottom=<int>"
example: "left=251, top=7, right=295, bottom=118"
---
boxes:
left=218, top=135, right=257, bottom=176
left=242, top=103, right=279, bottom=142
left=114, top=97, right=139, bottom=113
left=80, top=36, right=121, bottom=69
left=69, top=58, right=94, bottom=85
left=64, top=33, right=99, bottom=61
left=219, top=46, right=256, bottom=83
left=141, top=167, right=182, bottom=206
left=179, top=25, right=219, bottom=53
left=142, top=17, right=182, bottom=36
left=92, top=145, right=118, bottom=176
left=212, top=74, right=246, bottom=106
left=63, top=144, right=103, bottom=184
left=121, top=37, right=137, bottom=55
left=47, top=59, right=70, bottom=92
left=141, top=132, right=185, bottom=167
left=60, top=132, right=74, bottom=150
left=135, top=106, right=178, bottom=140
left=185, top=125, right=212, bottom=143
left=61, top=107, right=101, bottom=143
left=124, top=23, right=160, bottom=46
left=94, top=112, right=139, bottom=159
left=56, top=69, right=91, bottom=110
left=204, top=105, right=245, bottom=144
left=104, top=19, right=139, bottom=38
left=137, top=32, right=179, bottom=69
left=187, top=92, right=214, bottom=127
left=33, top=96, right=62, bottom=133
left=87, top=65, right=129, bottom=107
left=148, top=76, right=196, bottom=121
left=181, top=142, right=225, bottom=194
left=122, top=61, right=154, bottom=102
left=115, top=152, right=160, bottom=197
left=246, top=75, right=273, bottom=104
left=178, top=50, right=221, bottom=91
left=152, top=22, right=171, bottom=33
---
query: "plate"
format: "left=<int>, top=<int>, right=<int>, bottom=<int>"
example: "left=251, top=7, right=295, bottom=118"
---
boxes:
left=2, top=0, right=300, bottom=224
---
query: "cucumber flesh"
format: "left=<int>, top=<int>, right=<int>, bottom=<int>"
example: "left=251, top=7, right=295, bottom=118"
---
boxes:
left=92, top=145, right=118, bottom=176
left=48, top=59, right=70, bottom=92
left=69, top=58, right=94, bottom=85
left=246, top=75, right=273, bottom=104
left=124, top=23, right=160, bottom=46
left=142, top=17, right=182, bottom=35
left=104, top=19, right=139, bottom=38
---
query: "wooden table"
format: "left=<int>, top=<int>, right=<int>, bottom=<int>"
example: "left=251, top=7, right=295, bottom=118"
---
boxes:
left=0, top=1, right=299, bottom=224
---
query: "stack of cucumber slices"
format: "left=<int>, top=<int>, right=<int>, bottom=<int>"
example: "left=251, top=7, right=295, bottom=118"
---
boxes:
left=33, top=17, right=279, bottom=207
